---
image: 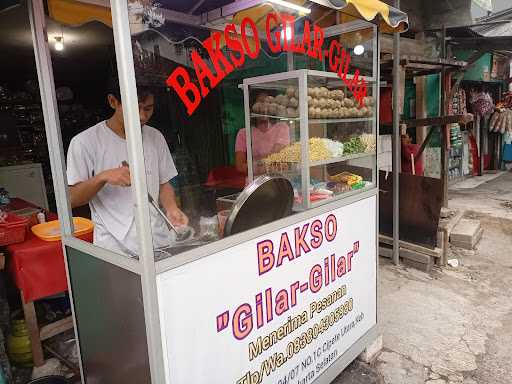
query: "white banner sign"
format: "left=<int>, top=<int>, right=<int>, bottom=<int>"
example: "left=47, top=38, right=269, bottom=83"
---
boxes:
left=157, top=196, right=377, bottom=384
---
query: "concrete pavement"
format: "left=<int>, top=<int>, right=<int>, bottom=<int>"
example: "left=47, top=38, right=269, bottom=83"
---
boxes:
left=333, top=172, right=512, bottom=384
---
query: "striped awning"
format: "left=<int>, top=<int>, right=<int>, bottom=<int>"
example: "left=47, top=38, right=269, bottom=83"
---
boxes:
left=48, top=0, right=408, bottom=32
left=48, top=0, right=112, bottom=27
left=333, top=0, right=409, bottom=32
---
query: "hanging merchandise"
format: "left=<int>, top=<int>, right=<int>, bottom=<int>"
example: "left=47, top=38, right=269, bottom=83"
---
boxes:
left=469, top=90, right=494, bottom=116
left=451, top=88, right=467, bottom=115
left=497, top=92, right=512, bottom=109
left=503, top=131, right=512, bottom=163
left=489, top=108, right=512, bottom=134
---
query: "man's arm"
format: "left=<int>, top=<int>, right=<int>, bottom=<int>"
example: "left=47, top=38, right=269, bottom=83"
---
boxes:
left=159, top=182, right=188, bottom=227
left=69, top=166, right=131, bottom=208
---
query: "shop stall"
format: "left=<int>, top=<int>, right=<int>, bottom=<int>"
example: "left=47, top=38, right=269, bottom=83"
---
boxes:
left=27, top=0, right=408, bottom=382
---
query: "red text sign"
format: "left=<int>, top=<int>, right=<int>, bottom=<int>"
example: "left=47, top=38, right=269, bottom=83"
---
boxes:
left=166, top=13, right=368, bottom=115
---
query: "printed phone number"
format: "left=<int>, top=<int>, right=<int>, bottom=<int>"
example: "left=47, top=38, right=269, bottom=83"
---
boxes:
left=237, top=299, right=362, bottom=384
left=277, top=311, right=365, bottom=384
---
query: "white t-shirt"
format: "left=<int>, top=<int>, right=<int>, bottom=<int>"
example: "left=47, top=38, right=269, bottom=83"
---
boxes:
left=67, top=121, right=178, bottom=256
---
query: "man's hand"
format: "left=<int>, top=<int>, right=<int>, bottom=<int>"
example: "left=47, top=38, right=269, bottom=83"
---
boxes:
left=100, top=165, right=131, bottom=187
left=69, top=165, right=131, bottom=208
left=166, top=206, right=189, bottom=228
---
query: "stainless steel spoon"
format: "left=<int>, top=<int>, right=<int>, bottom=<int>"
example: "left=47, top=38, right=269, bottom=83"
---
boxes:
left=122, top=161, right=192, bottom=241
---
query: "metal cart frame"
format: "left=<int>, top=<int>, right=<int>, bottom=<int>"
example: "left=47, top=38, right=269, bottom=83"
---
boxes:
left=27, top=0, right=384, bottom=382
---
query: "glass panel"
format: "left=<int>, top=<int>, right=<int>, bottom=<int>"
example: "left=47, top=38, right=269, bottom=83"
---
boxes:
left=294, top=23, right=376, bottom=80
left=120, top=1, right=380, bottom=258
left=0, top=3, right=55, bottom=213
left=37, top=10, right=154, bottom=258
left=247, top=77, right=303, bottom=204
left=326, top=26, right=376, bottom=79
left=307, top=73, right=376, bottom=207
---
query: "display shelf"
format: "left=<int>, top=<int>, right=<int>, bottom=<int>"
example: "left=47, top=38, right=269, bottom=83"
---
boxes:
left=306, top=69, right=376, bottom=83
left=242, top=69, right=377, bottom=87
left=243, top=69, right=378, bottom=210
left=309, top=117, right=374, bottom=124
left=310, top=152, right=375, bottom=167
left=250, top=115, right=374, bottom=124
left=250, top=113, right=299, bottom=121
left=311, top=183, right=375, bottom=208
left=261, top=152, right=375, bottom=170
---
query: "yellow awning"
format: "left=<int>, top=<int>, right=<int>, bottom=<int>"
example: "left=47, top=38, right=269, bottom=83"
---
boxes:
left=231, top=0, right=408, bottom=33
left=336, top=0, right=409, bottom=32
left=48, top=0, right=408, bottom=32
left=48, top=0, right=112, bottom=27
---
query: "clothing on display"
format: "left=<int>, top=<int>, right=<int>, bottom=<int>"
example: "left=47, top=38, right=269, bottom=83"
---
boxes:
left=503, top=132, right=512, bottom=162
left=469, top=90, right=494, bottom=116
left=450, top=88, right=467, bottom=115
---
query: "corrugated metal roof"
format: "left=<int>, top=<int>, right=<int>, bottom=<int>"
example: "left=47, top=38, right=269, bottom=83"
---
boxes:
left=478, top=21, right=512, bottom=36
left=472, top=6, right=512, bottom=36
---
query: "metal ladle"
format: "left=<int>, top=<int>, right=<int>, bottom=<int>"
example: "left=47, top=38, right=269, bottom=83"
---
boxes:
left=121, top=161, right=193, bottom=241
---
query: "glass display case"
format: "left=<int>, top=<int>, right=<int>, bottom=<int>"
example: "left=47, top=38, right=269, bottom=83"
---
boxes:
left=243, top=69, right=377, bottom=210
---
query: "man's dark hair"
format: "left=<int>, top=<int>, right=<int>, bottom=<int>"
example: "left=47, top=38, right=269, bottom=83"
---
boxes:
left=106, top=76, right=153, bottom=103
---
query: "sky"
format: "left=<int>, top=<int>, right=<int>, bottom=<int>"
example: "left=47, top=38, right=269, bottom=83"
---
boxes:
left=472, top=0, right=511, bottom=18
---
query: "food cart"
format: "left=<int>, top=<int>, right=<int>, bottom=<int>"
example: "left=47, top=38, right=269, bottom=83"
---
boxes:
left=28, top=0, right=408, bottom=382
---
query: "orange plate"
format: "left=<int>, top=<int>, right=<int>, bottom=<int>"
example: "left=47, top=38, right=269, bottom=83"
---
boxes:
left=31, top=217, right=94, bottom=241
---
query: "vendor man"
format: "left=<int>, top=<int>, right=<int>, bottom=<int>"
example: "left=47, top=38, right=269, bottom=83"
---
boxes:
left=66, top=79, right=188, bottom=256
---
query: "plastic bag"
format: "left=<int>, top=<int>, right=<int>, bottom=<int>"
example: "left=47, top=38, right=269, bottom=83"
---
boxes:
left=199, top=216, right=219, bottom=240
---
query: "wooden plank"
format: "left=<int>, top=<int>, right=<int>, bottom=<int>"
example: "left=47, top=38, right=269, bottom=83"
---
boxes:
left=379, top=246, right=393, bottom=259
left=402, top=115, right=471, bottom=128
left=415, top=127, right=436, bottom=160
left=380, top=35, right=426, bottom=56
left=407, top=69, right=443, bottom=77
left=436, top=230, right=447, bottom=266
left=21, top=292, right=44, bottom=367
left=402, top=55, right=467, bottom=67
left=400, top=249, right=434, bottom=272
left=397, top=65, right=406, bottom=115
left=379, top=235, right=442, bottom=258
left=441, top=123, right=448, bottom=207
left=405, top=63, right=443, bottom=71
left=40, top=316, right=74, bottom=341
left=379, top=171, right=443, bottom=249
left=44, top=344, right=80, bottom=377
left=379, top=246, right=434, bottom=273
left=441, top=68, right=451, bottom=207
left=414, top=33, right=428, bottom=165
left=402, top=255, right=434, bottom=273
left=0, top=253, right=4, bottom=270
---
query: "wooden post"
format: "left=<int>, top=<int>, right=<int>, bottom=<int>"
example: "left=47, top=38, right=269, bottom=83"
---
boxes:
left=21, top=291, right=44, bottom=367
left=480, top=115, right=485, bottom=175
left=416, top=76, right=427, bottom=154
left=392, top=0, right=402, bottom=266
left=415, top=33, right=428, bottom=165
left=440, top=25, right=449, bottom=207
